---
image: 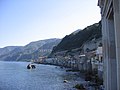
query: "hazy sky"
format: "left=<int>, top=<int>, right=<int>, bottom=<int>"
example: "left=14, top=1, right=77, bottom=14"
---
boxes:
left=0, top=0, right=101, bottom=48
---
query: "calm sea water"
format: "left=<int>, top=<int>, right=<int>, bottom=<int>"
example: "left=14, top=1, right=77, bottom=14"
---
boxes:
left=0, top=61, right=71, bottom=90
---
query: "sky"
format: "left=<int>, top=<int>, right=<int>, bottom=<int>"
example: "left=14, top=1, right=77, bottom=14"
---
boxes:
left=0, top=0, right=101, bottom=48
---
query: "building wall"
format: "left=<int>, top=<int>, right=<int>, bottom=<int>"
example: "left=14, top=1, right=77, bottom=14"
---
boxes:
left=98, top=0, right=120, bottom=90
left=113, top=1, right=120, bottom=90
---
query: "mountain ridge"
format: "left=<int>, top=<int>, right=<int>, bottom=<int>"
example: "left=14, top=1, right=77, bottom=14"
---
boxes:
left=50, top=21, right=102, bottom=56
left=0, top=38, right=61, bottom=61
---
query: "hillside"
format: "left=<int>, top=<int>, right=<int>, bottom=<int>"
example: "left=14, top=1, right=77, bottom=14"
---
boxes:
left=0, top=46, right=23, bottom=56
left=0, top=38, right=61, bottom=61
left=50, top=21, right=102, bottom=55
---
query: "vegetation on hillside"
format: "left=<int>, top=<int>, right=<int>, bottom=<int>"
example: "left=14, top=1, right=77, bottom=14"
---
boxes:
left=51, top=21, right=101, bottom=54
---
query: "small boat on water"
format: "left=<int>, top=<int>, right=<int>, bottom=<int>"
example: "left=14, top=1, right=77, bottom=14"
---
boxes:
left=27, top=64, right=36, bottom=69
left=27, top=59, right=36, bottom=69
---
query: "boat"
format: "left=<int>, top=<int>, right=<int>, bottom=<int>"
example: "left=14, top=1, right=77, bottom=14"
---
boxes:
left=27, top=59, right=36, bottom=69
left=27, top=64, right=36, bottom=69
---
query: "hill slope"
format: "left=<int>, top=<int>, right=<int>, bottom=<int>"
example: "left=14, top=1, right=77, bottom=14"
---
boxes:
left=0, top=38, right=61, bottom=61
left=51, top=21, right=101, bottom=55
